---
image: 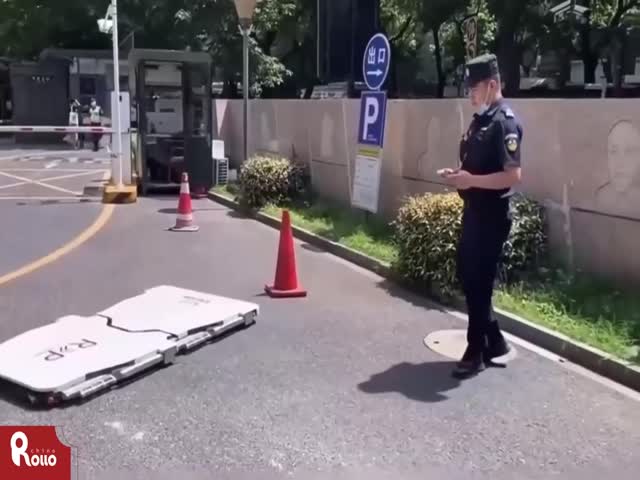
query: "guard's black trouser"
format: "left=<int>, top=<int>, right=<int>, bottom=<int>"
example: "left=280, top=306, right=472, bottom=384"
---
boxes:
left=456, top=202, right=512, bottom=354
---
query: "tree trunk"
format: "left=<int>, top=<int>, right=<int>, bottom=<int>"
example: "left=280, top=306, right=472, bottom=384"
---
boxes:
left=388, top=43, right=399, bottom=98
left=580, top=11, right=598, bottom=84
left=611, top=28, right=626, bottom=96
left=433, top=25, right=445, bottom=98
left=497, top=28, right=521, bottom=97
left=222, top=78, right=238, bottom=98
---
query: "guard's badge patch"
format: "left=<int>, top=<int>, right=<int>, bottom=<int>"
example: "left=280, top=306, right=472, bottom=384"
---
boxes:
left=505, top=133, right=519, bottom=152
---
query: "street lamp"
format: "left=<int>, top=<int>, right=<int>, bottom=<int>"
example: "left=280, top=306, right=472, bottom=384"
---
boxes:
left=98, top=0, right=123, bottom=188
left=233, top=0, right=260, bottom=163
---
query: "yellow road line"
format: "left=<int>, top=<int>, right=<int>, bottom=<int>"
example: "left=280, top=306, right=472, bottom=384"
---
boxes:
left=0, top=203, right=115, bottom=287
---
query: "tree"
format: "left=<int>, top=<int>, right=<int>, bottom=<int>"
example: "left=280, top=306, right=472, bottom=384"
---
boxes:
left=0, top=0, right=110, bottom=59
left=417, top=0, right=468, bottom=97
left=484, top=0, right=550, bottom=96
left=588, top=0, right=640, bottom=91
left=380, top=0, right=421, bottom=97
left=149, top=0, right=300, bottom=97
left=551, top=0, right=639, bottom=90
left=380, top=0, right=470, bottom=97
left=441, top=0, right=498, bottom=95
left=0, top=0, right=303, bottom=97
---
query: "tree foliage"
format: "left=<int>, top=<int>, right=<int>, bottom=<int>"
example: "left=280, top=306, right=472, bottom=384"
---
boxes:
left=0, top=0, right=638, bottom=97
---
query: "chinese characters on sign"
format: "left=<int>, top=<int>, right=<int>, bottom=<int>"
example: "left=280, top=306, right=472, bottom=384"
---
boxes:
left=362, top=33, right=391, bottom=91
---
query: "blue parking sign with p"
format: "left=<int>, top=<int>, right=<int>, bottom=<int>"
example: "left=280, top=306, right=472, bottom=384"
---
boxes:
left=358, top=91, right=387, bottom=148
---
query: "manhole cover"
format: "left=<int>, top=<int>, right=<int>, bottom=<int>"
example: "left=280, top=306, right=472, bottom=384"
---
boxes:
left=424, top=329, right=518, bottom=363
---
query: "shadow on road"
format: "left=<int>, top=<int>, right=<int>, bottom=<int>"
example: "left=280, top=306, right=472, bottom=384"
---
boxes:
left=301, top=243, right=325, bottom=253
left=375, top=279, right=451, bottom=314
left=358, top=361, right=461, bottom=403
left=13, top=198, right=100, bottom=207
left=226, top=209, right=249, bottom=219
left=157, top=206, right=228, bottom=215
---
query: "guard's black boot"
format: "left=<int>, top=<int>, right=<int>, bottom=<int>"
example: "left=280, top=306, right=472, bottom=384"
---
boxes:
left=452, top=346, right=486, bottom=379
left=485, top=323, right=511, bottom=366
left=485, top=335, right=511, bottom=361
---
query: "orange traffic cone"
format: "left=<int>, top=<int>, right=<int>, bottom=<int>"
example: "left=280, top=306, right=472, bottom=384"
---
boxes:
left=169, top=172, right=200, bottom=232
left=265, top=210, right=307, bottom=298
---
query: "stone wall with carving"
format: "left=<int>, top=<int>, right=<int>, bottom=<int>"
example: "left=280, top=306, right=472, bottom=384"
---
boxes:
left=213, top=98, right=640, bottom=285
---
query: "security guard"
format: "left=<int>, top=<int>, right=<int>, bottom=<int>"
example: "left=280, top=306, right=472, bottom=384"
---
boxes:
left=88, top=97, right=104, bottom=152
left=440, top=54, right=523, bottom=379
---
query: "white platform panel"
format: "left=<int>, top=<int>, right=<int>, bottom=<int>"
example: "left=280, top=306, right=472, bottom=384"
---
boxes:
left=98, top=285, right=259, bottom=338
left=0, top=315, right=175, bottom=393
left=0, top=286, right=259, bottom=403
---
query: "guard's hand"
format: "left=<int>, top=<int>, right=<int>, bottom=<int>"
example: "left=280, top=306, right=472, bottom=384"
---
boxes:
left=446, top=170, right=475, bottom=190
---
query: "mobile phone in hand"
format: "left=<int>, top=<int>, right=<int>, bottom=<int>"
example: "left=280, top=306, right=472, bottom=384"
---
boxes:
left=437, top=168, right=455, bottom=177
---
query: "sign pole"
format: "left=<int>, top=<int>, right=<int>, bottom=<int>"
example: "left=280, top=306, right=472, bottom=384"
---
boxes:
left=351, top=33, right=391, bottom=216
left=111, top=0, right=123, bottom=188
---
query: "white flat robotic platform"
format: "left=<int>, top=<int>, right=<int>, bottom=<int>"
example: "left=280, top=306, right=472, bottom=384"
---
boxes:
left=0, top=286, right=258, bottom=405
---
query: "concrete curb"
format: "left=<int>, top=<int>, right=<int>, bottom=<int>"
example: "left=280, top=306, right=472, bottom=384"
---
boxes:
left=208, top=191, right=640, bottom=393
left=83, top=171, right=111, bottom=197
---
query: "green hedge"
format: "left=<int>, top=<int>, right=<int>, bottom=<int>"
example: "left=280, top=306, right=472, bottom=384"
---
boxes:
left=392, top=192, right=547, bottom=297
left=237, top=154, right=307, bottom=209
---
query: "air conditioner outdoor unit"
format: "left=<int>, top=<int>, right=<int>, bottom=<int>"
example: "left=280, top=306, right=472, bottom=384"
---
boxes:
left=215, top=158, right=229, bottom=185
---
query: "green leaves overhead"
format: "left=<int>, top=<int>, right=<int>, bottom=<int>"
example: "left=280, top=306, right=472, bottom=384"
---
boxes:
left=0, top=0, right=638, bottom=96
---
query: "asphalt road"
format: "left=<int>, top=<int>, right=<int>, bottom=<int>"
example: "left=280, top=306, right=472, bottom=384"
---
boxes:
left=0, top=156, right=107, bottom=277
left=0, top=197, right=639, bottom=480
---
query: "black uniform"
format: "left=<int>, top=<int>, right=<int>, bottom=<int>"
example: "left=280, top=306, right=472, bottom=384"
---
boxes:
left=454, top=54, right=523, bottom=378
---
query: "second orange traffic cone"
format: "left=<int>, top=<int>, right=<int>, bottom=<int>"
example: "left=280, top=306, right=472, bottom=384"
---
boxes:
left=169, top=172, right=199, bottom=232
left=265, top=210, right=307, bottom=298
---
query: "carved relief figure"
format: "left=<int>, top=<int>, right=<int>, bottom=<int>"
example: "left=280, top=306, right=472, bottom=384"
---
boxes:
left=320, top=112, right=334, bottom=160
left=260, top=110, right=279, bottom=153
left=595, top=120, right=640, bottom=219
left=403, top=114, right=441, bottom=180
left=417, top=117, right=442, bottom=180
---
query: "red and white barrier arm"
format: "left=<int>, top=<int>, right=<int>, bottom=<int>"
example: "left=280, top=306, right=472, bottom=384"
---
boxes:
left=0, top=125, right=114, bottom=134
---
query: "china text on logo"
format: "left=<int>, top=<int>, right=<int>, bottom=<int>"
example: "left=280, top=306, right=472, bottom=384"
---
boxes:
left=10, top=431, right=58, bottom=467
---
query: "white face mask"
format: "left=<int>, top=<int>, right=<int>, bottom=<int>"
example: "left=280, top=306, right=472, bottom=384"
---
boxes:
left=476, top=103, right=490, bottom=115
left=475, top=83, right=493, bottom=115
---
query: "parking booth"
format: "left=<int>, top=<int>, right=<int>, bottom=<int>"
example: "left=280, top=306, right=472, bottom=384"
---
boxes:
left=128, top=49, right=213, bottom=195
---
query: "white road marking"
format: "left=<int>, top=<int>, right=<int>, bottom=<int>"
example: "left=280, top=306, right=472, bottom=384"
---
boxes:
left=0, top=181, right=28, bottom=190
left=45, top=160, right=60, bottom=169
left=0, top=196, right=87, bottom=200
left=0, top=170, right=83, bottom=195
left=40, top=169, right=108, bottom=182
left=0, top=168, right=99, bottom=172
